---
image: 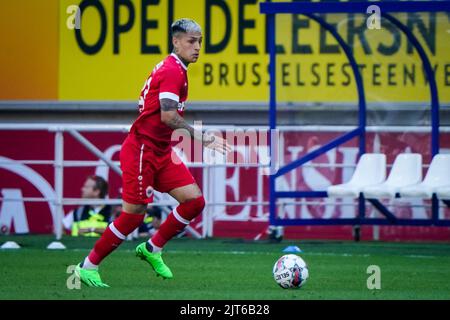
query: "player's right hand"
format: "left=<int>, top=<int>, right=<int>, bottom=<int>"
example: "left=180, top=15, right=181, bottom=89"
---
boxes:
left=202, top=132, right=232, bottom=155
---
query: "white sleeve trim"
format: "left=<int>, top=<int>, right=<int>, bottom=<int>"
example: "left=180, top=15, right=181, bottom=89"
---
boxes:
left=159, top=92, right=180, bottom=102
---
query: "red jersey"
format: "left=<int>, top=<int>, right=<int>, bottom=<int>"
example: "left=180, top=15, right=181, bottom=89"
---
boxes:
left=130, top=53, right=188, bottom=154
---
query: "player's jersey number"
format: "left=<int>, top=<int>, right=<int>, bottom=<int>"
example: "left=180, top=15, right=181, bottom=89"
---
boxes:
left=138, top=61, right=164, bottom=113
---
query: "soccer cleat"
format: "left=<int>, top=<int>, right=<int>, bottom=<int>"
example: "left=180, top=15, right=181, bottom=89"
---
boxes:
left=135, top=242, right=173, bottom=279
left=75, top=264, right=110, bottom=288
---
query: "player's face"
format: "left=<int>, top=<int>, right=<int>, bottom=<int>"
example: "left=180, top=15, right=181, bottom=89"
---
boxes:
left=173, top=32, right=202, bottom=63
left=81, top=178, right=100, bottom=199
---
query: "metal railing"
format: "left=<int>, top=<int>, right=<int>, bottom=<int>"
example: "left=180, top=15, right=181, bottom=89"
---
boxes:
left=1, top=123, right=449, bottom=240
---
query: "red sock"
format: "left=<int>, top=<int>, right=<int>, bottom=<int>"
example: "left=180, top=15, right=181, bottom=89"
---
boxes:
left=151, top=211, right=187, bottom=248
left=151, top=196, right=205, bottom=248
left=87, top=211, right=144, bottom=265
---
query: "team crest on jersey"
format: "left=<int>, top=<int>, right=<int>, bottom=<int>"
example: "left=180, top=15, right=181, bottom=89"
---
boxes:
left=178, top=102, right=185, bottom=111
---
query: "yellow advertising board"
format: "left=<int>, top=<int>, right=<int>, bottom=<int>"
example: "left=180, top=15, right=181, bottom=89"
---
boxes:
left=60, top=0, right=272, bottom=101
left=3, top=0, right=449, bottom=102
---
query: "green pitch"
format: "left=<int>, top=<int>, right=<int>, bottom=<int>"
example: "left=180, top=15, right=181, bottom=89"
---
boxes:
left=0, top=235, right=449, bottom=300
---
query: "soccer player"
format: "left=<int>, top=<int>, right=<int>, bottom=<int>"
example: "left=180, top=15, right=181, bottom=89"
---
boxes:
left=75, top=18, right=230, bottom=287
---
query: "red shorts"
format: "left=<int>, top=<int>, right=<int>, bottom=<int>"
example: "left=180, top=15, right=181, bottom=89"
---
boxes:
left=120, top=133, right=196, bottom=205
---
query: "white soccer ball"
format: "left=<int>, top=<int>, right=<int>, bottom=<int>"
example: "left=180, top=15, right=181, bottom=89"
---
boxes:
left=273, top=254, right=309, bottom=289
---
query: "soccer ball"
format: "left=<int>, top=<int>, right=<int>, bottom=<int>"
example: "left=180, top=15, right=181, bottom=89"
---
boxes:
left=273, top=254, right=309, bottom=289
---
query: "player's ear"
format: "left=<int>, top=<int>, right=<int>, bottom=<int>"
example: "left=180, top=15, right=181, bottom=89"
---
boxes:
left=172, top=35, right=180, bottom=50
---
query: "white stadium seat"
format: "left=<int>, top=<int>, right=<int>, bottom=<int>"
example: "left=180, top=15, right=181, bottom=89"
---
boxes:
left=363, top=153, right=423, bottom=199
left=399, top=154, right=450, bottom=199
left=327, top=153, right=386, bottom=198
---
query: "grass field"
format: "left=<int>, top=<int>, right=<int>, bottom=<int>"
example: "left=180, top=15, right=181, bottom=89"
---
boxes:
left=0, top=235, right=449, bottom=300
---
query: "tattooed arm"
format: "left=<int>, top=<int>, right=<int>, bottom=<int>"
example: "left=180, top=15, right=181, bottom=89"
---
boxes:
left=160, top=98, right=197, bottom=136
left=160, top=98, right=231, bottom=154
